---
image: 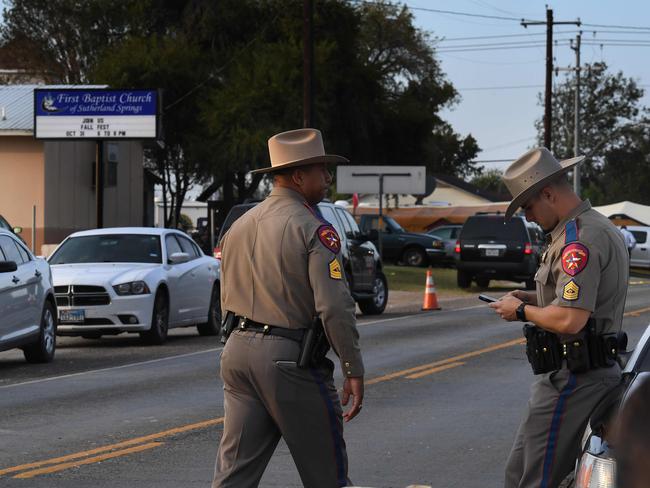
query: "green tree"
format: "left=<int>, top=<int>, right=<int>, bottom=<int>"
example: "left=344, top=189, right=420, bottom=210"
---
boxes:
left=0, top=0, right=162, bottom=82
left=535, top=62, right=649, bottom=202
left=2, top=0, right=481, bottom=217
left=471, top=169, right=507, bottom=195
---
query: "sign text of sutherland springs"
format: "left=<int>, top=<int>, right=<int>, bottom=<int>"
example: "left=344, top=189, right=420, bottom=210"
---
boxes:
left=34, top=89, right=159, bottom=140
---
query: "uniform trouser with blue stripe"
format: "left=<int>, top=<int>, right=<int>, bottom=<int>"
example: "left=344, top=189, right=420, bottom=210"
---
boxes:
left=213, top=330, right=351, bottom=488
left=504, top=367, right=621, bottom=488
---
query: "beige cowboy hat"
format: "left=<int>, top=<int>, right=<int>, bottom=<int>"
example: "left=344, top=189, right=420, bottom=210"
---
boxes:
left=251, top=128, right=349, bottom=174
left=503, top=147, right=585, bottom=219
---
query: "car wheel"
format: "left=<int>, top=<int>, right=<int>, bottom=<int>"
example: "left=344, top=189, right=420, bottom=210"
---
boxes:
left=457, top=270, right=472, bottom=289
left=197, top=284, right=221, bottom=336
left=358, top=272, right=388, bottom=315
left=476, top=277, right=490, bottom=289
left=23, top=301, right=57, bottom=363
left=402, top=247, right=427, bottom=267
left=141, top=290, right=169, bottom=345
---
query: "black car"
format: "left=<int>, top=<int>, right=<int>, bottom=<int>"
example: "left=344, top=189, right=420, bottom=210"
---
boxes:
left=455, top=213, right=545, bottom=289
left=357, top=214, right=446, bottom=267
left=562, top=324, right=650, bottom=487
left=217, top=201, right=388, bottom=315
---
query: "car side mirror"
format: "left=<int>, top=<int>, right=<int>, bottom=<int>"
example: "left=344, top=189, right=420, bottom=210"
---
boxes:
left=169, top=252, right=190, bottom=264
left=13, top=226, right=22, bottom=234
left=0, top=261, right=18, bottom=273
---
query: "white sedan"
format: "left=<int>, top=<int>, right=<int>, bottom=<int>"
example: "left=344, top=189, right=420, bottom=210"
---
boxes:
left=48, top=228, right=220, bottom=344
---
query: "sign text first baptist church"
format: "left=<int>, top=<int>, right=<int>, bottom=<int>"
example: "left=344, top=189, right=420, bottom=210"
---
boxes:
left=34, top=88, right=159, bottom=140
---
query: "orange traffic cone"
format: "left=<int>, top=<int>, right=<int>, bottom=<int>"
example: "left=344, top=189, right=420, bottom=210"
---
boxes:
left=422, top=267, right=441, bottom=311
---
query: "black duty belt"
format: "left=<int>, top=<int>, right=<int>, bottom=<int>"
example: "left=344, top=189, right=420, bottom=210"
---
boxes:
left=235, top=316, right=305, bottom=343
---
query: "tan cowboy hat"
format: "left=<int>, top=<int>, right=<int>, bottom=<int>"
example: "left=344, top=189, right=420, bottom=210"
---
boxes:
left=251, top=128, right=349, bottom=174
left=503, top=147, right=585, bottom=219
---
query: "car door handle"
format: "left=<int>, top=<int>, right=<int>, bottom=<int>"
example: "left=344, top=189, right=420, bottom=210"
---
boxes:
left=35, top=270, right=42, bottom=278
left=12, top=276, right=20, bottom=284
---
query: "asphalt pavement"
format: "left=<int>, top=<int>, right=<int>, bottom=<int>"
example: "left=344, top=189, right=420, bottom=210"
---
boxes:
left=1, top=282, right=649, bottom=488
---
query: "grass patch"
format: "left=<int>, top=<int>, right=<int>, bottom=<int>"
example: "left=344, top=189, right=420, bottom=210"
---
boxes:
left=384, top=265, right=522, bottom=297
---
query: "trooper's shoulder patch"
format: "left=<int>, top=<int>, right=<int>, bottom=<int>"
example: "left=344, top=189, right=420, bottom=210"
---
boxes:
left=329, top=258, right=342, bottom=280
left=563, top=280, right=580, bottom=301
left=317, top=225, right=341, bottom=254
left=561, top=242, right=589, bottom=276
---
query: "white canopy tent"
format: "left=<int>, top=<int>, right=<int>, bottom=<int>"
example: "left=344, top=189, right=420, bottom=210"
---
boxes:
left=593, top=201, right=650, bottom=226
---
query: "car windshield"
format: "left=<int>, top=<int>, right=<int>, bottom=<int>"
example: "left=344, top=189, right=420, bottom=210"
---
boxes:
left=461, top=216, right=527, bottom=241
left=49, top=234, right=162, bottom=264
left=383, top=216, right=404, bottom=233
left=0, top=215, right=12, bottom=232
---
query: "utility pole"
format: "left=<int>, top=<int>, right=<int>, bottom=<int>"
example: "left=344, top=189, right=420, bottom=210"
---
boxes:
left=522, top=8, right=581, bottom=151
left=572, top=33, right=581, bottom=195
left=303, top=0, right=314, bottom=128
left=95, top=141, right=104, bottom=228
left=556, top=31, right=582, bottom=195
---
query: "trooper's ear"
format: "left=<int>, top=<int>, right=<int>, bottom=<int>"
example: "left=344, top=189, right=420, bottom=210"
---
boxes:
left=539, top=185, right=556, bottom=203
left=291, top=167, right=308, bottom=187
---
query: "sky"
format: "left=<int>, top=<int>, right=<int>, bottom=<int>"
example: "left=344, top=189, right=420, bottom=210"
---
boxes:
left=407, top=0, right=650, bottom=172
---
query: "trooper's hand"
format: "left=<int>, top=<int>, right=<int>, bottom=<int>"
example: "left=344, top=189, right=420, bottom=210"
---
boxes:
left=342, top=376, right=364, bottom=422
left=505, top=290, right=529, bottom=301
left=489, top=295, right=522, bottom=321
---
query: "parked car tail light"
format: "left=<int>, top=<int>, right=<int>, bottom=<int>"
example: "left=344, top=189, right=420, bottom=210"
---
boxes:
left=214, top=247, right=222, bottom=260
left=575, top=452, right=616, bottom=488
left=454, top=241, right=461, bottom=253
left=113, top=281, right=151, bottom=296
left=524, top=242, right=533, bottom=255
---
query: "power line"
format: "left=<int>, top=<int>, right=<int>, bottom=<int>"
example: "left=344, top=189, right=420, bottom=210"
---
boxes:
left=471, top=159, right=517, bottom=163
left=350, top=0, right=527, bottom=22
left=457, top=84, right=544, bottom=91
left=438, top=52, right=545, bottom=65
left=577, top=38, right=650, bottom=43
left=582, top=42, right=650, bottom=47
left=437, top=42, right=571, bottom=53
left=438, top=30, right=578, bottom=42
left=436, top=39, right=576, bottom=49
left=582, top=22, right=650, bottom=31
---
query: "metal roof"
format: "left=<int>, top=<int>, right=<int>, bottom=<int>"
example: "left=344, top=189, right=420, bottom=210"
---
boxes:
left=0, top=84, right=107, bottom=134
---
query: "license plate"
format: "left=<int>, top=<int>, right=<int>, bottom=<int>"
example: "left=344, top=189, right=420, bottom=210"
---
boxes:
left=60, top=309, right=85, bottom=323
left=485, top=249, right=500, bottom=257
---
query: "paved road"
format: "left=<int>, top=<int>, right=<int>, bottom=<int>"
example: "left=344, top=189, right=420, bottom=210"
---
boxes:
left=1, top=283, right=649, bottom=488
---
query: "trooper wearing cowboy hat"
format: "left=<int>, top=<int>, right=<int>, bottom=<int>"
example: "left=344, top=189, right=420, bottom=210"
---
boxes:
left=490, top=147, right=628, bottom=488
left=213, top=128, right=364, bottom=488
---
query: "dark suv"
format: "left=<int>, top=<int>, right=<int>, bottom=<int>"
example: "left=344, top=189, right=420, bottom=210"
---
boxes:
left=455, top=213, right=545, bottom=289
left=217, top=201, right=388, bottom=315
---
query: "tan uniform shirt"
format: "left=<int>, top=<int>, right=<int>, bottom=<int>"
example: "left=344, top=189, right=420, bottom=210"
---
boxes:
left=534, top=200, right=629, bottom=339
left=220, top=186, right=364, bottom=377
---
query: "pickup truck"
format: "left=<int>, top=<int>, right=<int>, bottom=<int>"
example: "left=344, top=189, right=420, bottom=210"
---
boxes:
left=357, top=214, right=445, bottom=267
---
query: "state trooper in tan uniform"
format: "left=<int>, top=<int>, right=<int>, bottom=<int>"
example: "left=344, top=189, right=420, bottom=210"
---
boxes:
left=212, top=128, right=364, bottom=488
left=490, top=148, right=628, bottom=488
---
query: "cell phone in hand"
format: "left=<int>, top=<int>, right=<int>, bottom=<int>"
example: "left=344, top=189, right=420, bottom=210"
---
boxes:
left=478, top=294, right=498, bottom=303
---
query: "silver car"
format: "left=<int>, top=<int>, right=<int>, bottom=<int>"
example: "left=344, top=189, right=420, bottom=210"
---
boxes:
left=0, top=229, right=57, bottom=362
left=628, top=225, right=650, bottom=268
left=428, top=224, right=462, bottom=263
